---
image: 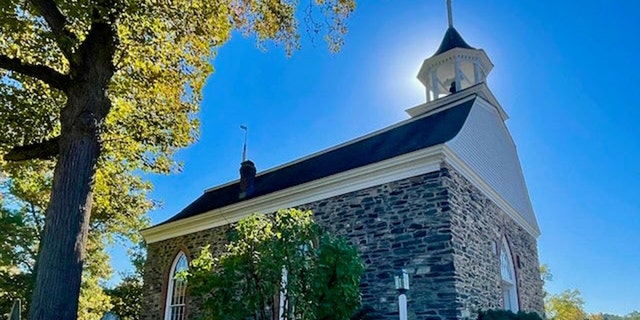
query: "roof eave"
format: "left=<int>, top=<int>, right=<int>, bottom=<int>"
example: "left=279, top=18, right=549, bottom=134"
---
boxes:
left=141, top=145, right=449, bottom=243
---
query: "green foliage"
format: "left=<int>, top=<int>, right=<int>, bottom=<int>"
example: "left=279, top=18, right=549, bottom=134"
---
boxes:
left=540, top=264, right=639, bottom=320
left=0, top=0, right=357, bottom=169
left=540, top=265, right=552, bottom=287
left=477, top=309, right=543, bottom=320
left=545, top=289, right=586, bottom=320
left=1, top=0, right=355, bottom=317
left=0, top=267, right=32, bottom=320
left=0, top=199, right=39, bottom=318
left=0, top=171, right=145, bottom=319
left=78, top=271, right=112, bottom=320
left=186, top=208, right=364, bottom=320
left=595, top=311, right=640, bottom=320
left=104, top=242, right=146, bottom=320
left=541, top=267, right=586, bottom=320
left=105, top=275, right=144, bottom=320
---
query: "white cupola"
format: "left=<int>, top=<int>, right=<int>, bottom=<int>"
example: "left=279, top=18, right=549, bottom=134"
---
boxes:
left=417, top=0, right=494, bottom=103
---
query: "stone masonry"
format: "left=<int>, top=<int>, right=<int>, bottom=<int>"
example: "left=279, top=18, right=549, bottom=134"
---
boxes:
left=445, top=166, right=545, bottom=317
left=142, top=164, right=544, bottom=320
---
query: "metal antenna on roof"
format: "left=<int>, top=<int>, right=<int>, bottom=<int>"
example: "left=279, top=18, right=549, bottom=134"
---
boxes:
left=240, top=125, right=248, bottom=162
left=447, top=0, right=454, bottom=28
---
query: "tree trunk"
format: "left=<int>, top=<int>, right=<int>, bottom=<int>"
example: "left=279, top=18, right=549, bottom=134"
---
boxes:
left=28, top=21, right=116, bottom=320
left=28, top=121, right=100, bottom=320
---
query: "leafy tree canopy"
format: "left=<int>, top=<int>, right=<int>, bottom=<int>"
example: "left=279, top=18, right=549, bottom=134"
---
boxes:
left=477, top=309, right=543, bottom=320
left=186, top=209, right=364, bottom=320
left=0, top=172, right=144, bottom=320
left=597, top=311, right=640, bottom=320
left=541, top=266, right=639, bottom=320
left=0, top=0, right=355, bottom=166
left=103, top=242, right=146, bottom=320
left=104, top=274, right=143, bottom=320
left=545, top=289, right=586, bottom=320
left=0, top=0, right=355, bottom=318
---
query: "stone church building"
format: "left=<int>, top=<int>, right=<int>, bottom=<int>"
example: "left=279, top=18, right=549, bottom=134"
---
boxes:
left=141, top=4, right=545, bottom=320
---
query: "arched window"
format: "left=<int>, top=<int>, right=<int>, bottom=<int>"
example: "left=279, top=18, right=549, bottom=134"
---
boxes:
left=500, top=238, right=519, bottom=313
left=165, top=252, right=188, bottom=320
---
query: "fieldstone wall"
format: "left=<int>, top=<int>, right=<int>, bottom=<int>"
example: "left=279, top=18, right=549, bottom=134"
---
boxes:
left=141, top=224, right=232, bottom=320
left=142, top=165, right=544, bottom=320
left=303, top=169, right=458, bottom=320
left=444, top=165, right=545, bottom=317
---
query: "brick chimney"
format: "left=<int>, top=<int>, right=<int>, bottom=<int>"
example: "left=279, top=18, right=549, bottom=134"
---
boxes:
left=239, top=160, right=256, bottom=199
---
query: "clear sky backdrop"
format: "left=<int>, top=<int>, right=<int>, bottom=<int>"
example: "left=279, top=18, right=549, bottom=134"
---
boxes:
left=111, top=0, right=640, bottom=315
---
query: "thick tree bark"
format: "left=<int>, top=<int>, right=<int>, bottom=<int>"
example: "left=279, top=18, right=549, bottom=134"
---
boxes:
left=27, top=0, right=77, bottom=60
left=0, top=55, right=70, bottom=91
left=28, top=21, right=116, bottom=320
left=28, top=120, right=100, bottom=320
left=4, top=137, right=60, bottom=161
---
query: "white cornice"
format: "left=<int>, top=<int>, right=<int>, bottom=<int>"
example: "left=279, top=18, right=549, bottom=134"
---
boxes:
left=143, top=143, right=541, bottom=244
left=405, top=91, right=476, bottom=119
left=142, top=113, right=540, bottom=244
left=441, top=145, right=540, bottom=237
left=142, top=146, right=446, bottom=244
left=405, top=83, right=508, bottom=121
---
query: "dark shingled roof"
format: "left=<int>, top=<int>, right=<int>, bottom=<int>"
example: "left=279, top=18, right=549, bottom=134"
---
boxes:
left=158, top=98, right=476, bottom=226
left=433, top=27, right=474, bottom=56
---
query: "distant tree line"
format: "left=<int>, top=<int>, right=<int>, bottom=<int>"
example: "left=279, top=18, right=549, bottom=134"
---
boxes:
left=592, top=311, right=640, bottom=320
left=541, top=265, right=638, bottom=320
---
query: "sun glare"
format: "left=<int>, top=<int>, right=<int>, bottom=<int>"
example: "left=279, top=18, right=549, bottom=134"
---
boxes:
left=380, top=35, right=441, bottom=113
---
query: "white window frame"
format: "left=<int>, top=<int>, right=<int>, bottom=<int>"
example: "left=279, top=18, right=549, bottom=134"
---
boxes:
left=165, top=252, right=188, bottom=320
left=500, top=237, right=519, bottom=313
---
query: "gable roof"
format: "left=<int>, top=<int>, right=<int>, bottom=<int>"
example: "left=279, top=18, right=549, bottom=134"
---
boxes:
left=156, top=98, right=476, bottom=226
left=433, top=26, right=474, bottom=56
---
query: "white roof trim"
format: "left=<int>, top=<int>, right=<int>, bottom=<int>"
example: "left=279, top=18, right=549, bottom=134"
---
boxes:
left=143, top=94, right=540, bottom=243
left=142, top=145, right=446, bottom=244
left=143, top=143, right=540, bottom=243
left=405, top=83, right=508, bottom=121
left=204, top=94, right=477, bottom=194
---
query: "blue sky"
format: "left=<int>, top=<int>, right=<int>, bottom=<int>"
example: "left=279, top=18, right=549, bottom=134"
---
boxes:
left=110, top=0, right=640, bottom=315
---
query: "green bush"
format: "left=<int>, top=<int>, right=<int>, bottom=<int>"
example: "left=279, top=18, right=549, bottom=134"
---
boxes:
left=478, top=309, right=544, bottom=320
left=186, top=209, right=365, bottom=320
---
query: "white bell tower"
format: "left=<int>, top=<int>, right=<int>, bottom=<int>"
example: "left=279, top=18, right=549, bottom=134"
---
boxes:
left=417, top=0, right=494, bottom=103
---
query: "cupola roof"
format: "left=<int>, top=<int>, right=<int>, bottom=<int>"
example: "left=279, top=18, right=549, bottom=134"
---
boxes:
left=417, top=0, right=493, bottom=105
left=433, top=26, right=474, bottom=56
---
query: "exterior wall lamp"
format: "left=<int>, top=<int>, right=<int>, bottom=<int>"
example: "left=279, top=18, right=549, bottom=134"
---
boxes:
left=394, top=269, right=409, bottom=320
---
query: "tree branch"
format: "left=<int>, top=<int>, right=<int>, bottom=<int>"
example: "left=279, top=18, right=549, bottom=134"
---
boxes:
left=4, top=137, right=60, bottom=161
left=0, top=55, right=70, bottom=91
left=28, top=0, right=78, bottom=59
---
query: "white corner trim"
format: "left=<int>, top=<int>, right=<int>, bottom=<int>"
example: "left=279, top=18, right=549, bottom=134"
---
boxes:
left=442, top=146, right=541, bottom=238
left=473, top=85, right=509, bottom=121
left=142, top=145, right=446, bottom=244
